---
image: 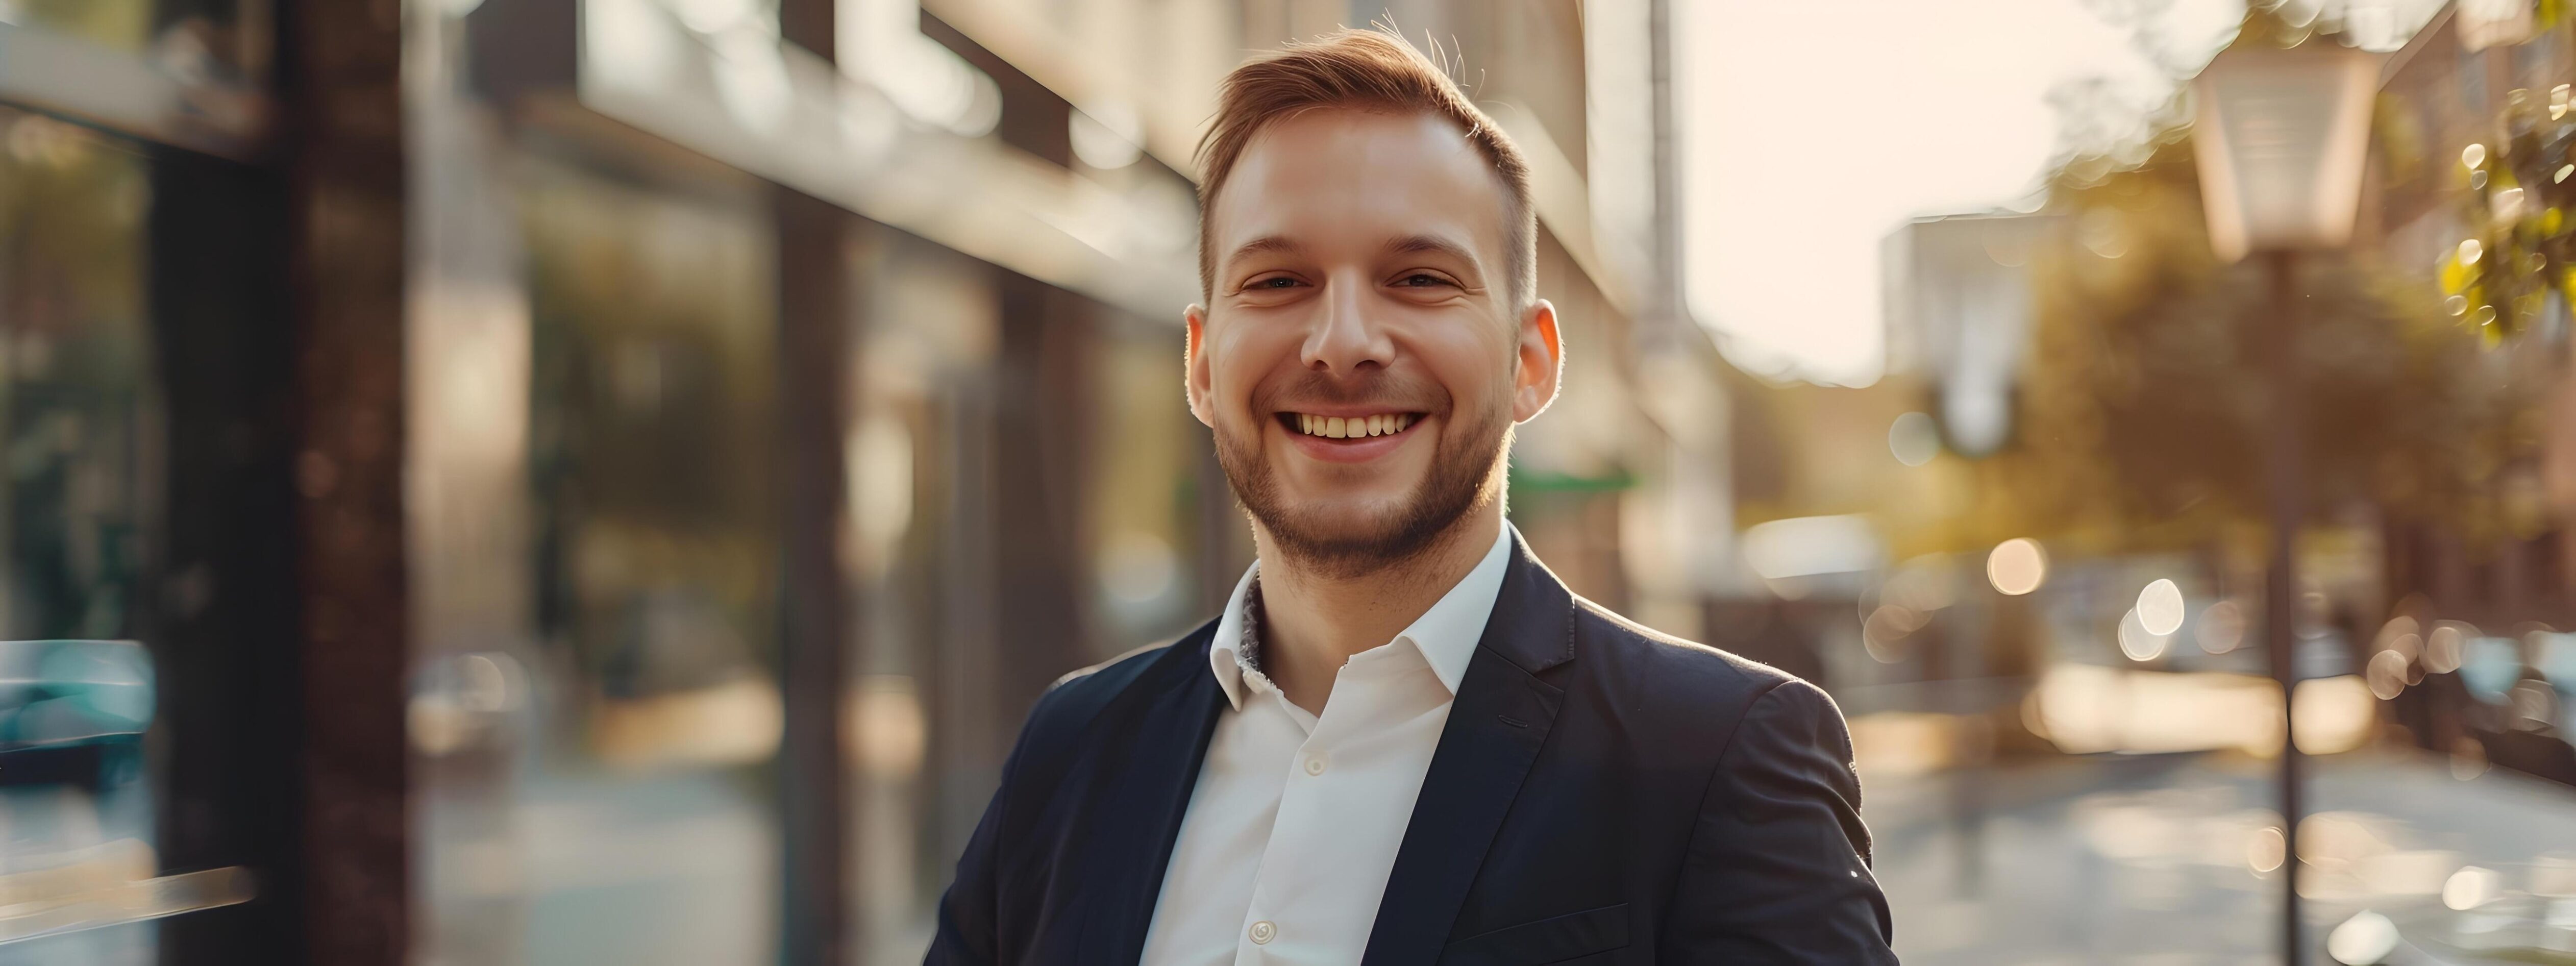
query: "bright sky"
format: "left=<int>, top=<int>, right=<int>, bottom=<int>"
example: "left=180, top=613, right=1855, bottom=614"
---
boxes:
left=1682, top=0, right=2250, bottom=386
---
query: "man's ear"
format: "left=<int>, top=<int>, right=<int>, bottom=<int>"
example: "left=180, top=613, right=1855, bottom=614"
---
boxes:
left=1512, top=299, right=1563, bottom=423
left=1184, top=304, right=1216, bottom=428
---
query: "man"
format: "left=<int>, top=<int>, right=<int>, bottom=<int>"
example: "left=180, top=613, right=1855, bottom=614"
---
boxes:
left=929, top=28, right=1895, bottom=965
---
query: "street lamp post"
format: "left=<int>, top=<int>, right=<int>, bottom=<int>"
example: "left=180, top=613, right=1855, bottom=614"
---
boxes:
left=2190, top=31, right=2381, bottom=964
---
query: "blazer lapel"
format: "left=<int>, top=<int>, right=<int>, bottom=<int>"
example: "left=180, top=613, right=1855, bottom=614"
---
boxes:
left=1361, top=534, right=1576, bottom=966
left=1082, top=634, right=1229, bottom=964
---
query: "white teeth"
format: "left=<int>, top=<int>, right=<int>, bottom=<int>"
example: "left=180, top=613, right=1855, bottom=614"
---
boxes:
left=1292, top=413, right=1414, bottom=437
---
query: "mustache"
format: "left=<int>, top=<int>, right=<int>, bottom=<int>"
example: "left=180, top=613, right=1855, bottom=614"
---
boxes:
left=1252, top=370, right=1449, bottom=412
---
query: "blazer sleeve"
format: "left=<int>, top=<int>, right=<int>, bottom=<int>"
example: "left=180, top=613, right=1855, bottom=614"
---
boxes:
left=1662, top=679, right=1898, bottom=963
left=924, top=738, right=1014, bottom=965
left=927, top=773, right=1004, bottom=966
left=926, top=679, right=1071, bottom=966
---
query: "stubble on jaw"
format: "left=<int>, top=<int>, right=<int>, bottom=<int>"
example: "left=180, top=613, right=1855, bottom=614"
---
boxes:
left=1213, top=385, right=1510, bottom=583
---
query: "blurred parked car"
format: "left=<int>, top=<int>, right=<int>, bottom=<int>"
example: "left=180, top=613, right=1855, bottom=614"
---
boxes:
left=0, top=641, right=152, bottom=792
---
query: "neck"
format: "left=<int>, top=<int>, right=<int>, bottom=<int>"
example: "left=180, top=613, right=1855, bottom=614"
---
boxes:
left=1250, top=504, right=1502, bottom=715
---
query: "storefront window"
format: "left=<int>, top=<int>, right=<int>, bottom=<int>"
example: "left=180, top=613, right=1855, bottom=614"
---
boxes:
left=0, top=1, right=154, bottom=49
left=844, top=226, right=998, bottom=960
left=0, top=1, right=259, bottom=81
left=0, top=113, right=148, bottom=641
left=0, top=105, right=173, bottom=965
left=521, top=159, right=781, bottom=965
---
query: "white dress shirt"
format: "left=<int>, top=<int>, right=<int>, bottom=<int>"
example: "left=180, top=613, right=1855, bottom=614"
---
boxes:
left=1138, top=522, right=1516, bottom=966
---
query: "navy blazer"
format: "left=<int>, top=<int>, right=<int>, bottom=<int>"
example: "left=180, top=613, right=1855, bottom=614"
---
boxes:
left=928, top=536, right=1897, bottom=964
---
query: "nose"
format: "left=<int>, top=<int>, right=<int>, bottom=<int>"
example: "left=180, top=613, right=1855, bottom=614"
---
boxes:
left=1300, top=272, right=1394, bottom=375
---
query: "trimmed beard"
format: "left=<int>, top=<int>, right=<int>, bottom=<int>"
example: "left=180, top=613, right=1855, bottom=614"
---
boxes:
left=1214, top=395, right=1510, bottom=581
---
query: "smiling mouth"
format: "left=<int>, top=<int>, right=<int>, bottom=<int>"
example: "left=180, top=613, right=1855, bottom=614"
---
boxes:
left=1278, top=412, right=1421, bottom=439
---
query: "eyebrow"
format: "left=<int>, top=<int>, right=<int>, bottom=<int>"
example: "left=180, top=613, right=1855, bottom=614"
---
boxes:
left=1223, top=235, right=1305, bottom=270
left=1220, top=233, right=1484, bottom=277
left=1386, top=233, right=1480, bottom=270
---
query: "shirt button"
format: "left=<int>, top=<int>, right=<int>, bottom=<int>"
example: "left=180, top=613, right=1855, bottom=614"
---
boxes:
left=1249, top=920, right=1276, bottom=945
left=1303, top=754, right=1328, bottom=776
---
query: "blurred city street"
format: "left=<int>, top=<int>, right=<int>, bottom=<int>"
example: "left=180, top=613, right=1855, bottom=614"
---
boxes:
left=1872, top=750, right=2576, bottom=964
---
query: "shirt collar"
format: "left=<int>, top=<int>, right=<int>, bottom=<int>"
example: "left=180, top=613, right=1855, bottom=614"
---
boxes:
left=1208, top=562, right=1264, bottom=711
left=1207, top=521, right=1516, bottom=710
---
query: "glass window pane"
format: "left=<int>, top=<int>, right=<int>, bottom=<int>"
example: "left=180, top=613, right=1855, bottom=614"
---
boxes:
left=0, top=106, right=161, bottom=965
left=521, top=160, right=781, bottom=966
left=0, top=115, right=148, bottom=641
left=0, top=0, right=154, bottom=50
left=845, top=228, right=997, bottom=961
left=0, top=1, right=256, bottom=78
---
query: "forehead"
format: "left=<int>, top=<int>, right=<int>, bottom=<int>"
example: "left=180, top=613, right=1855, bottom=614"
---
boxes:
left=1208, top=108, right=1510, bottom=270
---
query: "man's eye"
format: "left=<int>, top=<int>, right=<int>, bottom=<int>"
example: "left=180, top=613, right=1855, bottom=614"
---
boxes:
left=1250, top=277, right=1303, bottom=290
left=1398, top=274, right=1452, bottom=287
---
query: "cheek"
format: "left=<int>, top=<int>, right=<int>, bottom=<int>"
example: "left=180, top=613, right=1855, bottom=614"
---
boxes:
left=1208, top=324, right=1301, bottom=415
left=1409, top=327, right=1515, bottom=410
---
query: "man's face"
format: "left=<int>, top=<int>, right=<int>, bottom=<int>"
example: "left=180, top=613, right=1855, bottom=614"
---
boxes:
left=1185, top=109, right=1560, bottom=576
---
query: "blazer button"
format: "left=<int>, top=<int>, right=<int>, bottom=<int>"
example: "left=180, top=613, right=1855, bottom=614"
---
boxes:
left=1303, top=754, right=1327, bottom=776
left=1248, top=920, right=1276, bottom=945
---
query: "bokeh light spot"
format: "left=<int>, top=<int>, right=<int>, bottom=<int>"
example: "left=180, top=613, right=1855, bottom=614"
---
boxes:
left=1888, top=411, right=1941, bottom=466
left=2444, top=865, right=2500, bottom=910
left=2249, top=826, right=2285, bottom=873
left=2326, top=910, right=2399, bottom=965
left=2197, top=600, right=2246, bottom=654
left=2136, top=578, right=2185, bottom=636
left=2366, top=649, right=2409, bottom=700
left=1986, top=539, right=2047, bottom=596
left=2117, top=608, right=2170, bottom=661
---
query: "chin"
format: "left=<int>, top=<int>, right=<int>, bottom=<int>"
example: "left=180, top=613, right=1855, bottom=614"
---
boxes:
left=1267, top=466, right=1426, bottom=523
left=1272, top=496, right=1416, bottom=544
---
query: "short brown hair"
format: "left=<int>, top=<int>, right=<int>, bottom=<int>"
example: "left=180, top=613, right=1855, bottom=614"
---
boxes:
left=1194, top=28, right=1537, bottom=308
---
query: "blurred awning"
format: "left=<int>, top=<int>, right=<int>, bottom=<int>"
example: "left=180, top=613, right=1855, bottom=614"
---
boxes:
left=467, top=0, right=1199, bottom=321
left=0, top=20, right=269, bottom=161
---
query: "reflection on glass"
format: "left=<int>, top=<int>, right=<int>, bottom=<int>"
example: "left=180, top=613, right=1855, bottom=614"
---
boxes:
left=0, top=107, right=153, bottom=964
left=845, top=228, right=996, bottom=961
left=522, top=160, right=780, bottom=965
left=0, top=1, right=259, bottom=82
left=0, top=1, right=152, bottom=49
left=1087, top=325, right=1205, bottom=652
left=0, top=111, right=148, bottom=645
left=0, top=106, right=261, bottom=963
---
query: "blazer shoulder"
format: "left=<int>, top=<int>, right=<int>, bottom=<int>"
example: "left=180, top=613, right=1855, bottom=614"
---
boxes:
left=1022, top=620, right=1216, bottom=747
left=1568, top=596, right=1809, bottom=720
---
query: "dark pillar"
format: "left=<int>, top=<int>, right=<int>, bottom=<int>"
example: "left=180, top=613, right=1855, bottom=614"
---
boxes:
left=2261, top=250, right=2307, bottom=963
left=992, top=279, right=1098, bottom=712
left=281, top=0, right=409, bottom=962
left=775, top=4, right=853, bottom=960
left=776, top=183, right=853, bottom=966
left=150, top=142, right=301, bottom=966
